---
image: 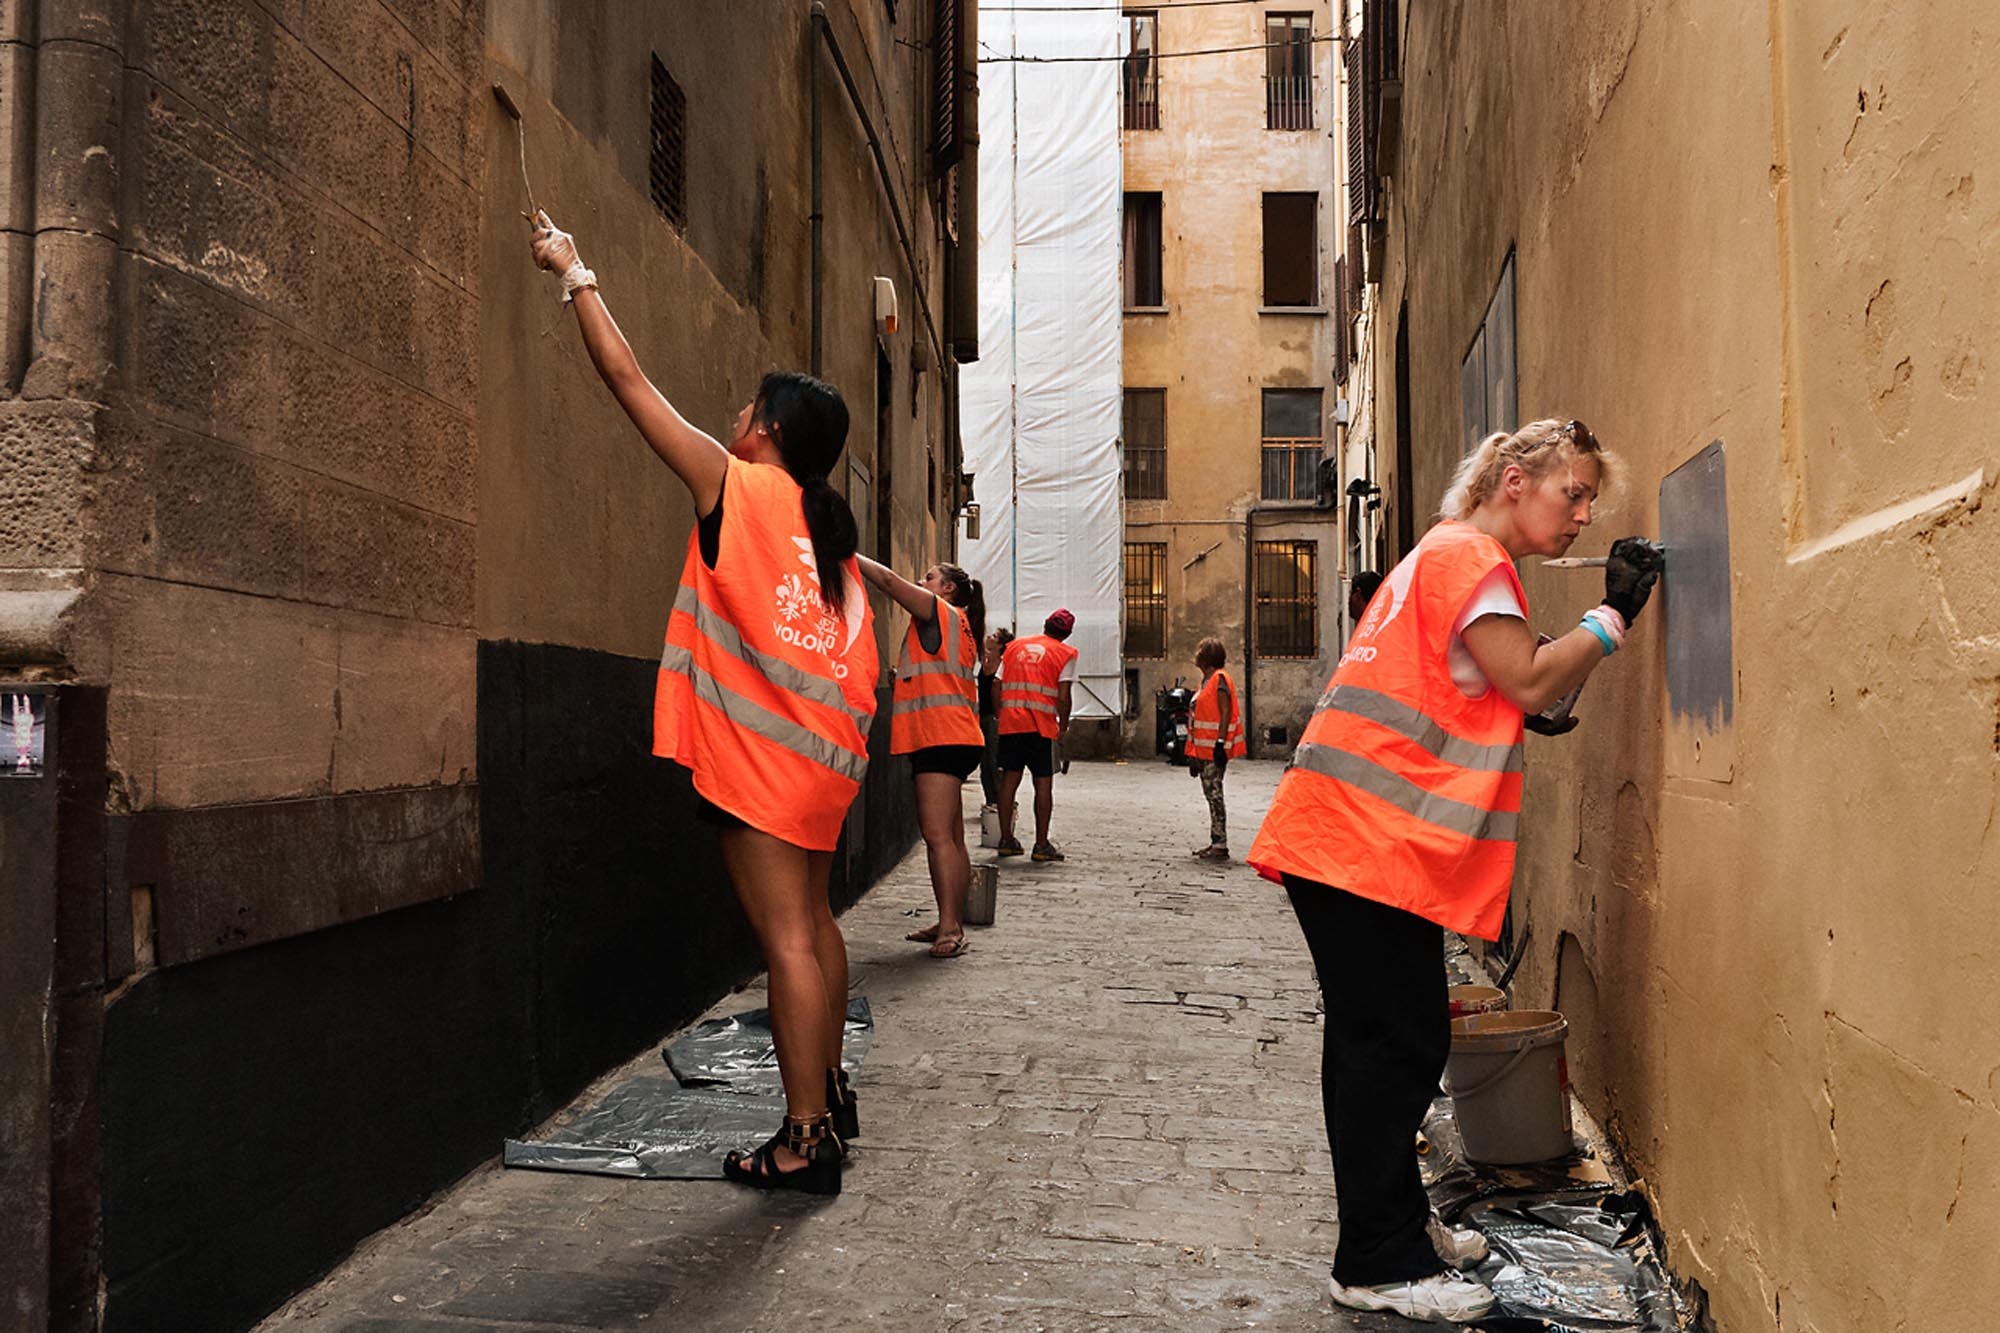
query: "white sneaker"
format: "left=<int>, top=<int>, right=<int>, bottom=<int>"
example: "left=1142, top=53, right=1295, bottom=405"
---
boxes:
left=1329, top=1271, right=1496, bottom=1323
left=1427, top=1212, right=1490, bottom=1269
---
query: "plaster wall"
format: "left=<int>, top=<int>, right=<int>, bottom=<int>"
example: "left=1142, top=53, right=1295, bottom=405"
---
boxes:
left=1375, top=3, right=2000, bottom=1328
left=1120, top=0, right=1341, bottom=757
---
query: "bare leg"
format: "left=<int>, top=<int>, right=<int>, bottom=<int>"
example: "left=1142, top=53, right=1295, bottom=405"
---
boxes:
left=720, top=827, right=836, bottom=1169
left=914, top=771, right=969, bottom=947
left=1033, top=774, right=1055, bottom=846
left=998, top=768, right=1024, bottom=841
left=806, top=848, right=846, bottom=1066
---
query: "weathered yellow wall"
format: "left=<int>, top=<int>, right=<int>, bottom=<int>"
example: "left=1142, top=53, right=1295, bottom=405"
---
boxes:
left=1121, top=0, right=1341, bottom=755
left=1376, top=3, right=2000, bottom=1327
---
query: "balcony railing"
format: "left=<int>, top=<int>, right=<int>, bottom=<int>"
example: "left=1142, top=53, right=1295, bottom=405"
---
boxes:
left=1266, top=74, right=1314, bottom=130
left=1123, top=67, right=1159, bottom=130
left=1261, top=440, right=1321, bottom=501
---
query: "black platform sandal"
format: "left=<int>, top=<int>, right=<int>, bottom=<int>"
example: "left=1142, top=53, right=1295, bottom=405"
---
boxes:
left=721, top=1113, right=842, bottom=1196
left=827, top=1068, right=859, bottom=1143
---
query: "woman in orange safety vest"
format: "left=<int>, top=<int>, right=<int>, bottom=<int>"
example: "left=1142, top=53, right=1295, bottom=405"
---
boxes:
left=857, top=556, right=987, bottom=958
left=533, top=215, right=875, bottom=1197
left=1186, top=636, right=1245, bottom=860
left=1246, top=419, right=1664, bottom=1323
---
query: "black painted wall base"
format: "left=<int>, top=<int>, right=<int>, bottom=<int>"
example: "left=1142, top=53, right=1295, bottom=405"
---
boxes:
left=98, top=640, right=918, bottom=1332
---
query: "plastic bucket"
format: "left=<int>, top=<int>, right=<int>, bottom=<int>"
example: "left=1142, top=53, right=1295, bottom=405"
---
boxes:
left=1442, top=1009, right=1572, bottom=1165
left=979, top=805, right=1001, bottom=849
left=1447, top=984, right=1508, bottom=1019
left=964, top=863, right=997, bottom=926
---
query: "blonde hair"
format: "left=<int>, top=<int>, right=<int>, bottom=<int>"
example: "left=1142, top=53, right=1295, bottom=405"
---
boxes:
left=1438, top=418, right=1617, bottom=521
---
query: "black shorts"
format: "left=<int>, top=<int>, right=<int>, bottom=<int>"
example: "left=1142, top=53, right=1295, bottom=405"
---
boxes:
left=695, top=795, right=750, bottom=830
left=997, top=731, right=1054, bottom=778
left=909, top=744, right=982, bottom=780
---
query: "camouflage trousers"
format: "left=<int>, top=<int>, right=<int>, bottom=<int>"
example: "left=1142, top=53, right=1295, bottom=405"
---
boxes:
left=1200, top=760, right=1228, bottom=848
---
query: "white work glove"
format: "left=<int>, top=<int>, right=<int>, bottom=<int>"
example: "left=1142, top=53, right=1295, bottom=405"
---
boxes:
left=528, top=211, right=596, bottom=303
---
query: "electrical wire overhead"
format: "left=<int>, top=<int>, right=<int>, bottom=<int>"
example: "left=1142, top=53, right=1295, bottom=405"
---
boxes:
left=978, top=33, right=1338, bottom=63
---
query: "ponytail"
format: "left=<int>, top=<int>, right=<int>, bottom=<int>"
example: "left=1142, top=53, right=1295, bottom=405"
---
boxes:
left=754, top=369, right=857, bottom=614
left=799, top=477, right=860, bottom=615
left=1438, top=418, right=1616, bottom=521
left=937, top=562, right=986, bottom=645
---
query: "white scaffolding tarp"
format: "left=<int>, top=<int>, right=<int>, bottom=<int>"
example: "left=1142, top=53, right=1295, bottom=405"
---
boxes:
left=960, top=1, right=1123, bottom=717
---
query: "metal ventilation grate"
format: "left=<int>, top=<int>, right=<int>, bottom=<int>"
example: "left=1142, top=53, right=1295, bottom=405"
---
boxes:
left=649, top=55, right=687, bottom=229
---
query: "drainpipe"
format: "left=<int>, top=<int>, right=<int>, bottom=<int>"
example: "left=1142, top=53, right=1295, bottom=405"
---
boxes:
left=809, top=5, right=825, bottom=376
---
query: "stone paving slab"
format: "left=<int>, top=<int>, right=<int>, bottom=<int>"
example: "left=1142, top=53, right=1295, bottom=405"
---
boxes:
left=261, top=760, right=1446, bottom=1331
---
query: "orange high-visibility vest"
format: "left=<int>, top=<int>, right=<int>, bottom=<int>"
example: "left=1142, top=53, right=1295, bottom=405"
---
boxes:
left=1189, top=669, right=1245, bottom=762
left=654, top=457, right=880, bottom=851
left=997, top=634, right=1078, bottom=738
left=890, top=599, right=982, bottom=753
left=1247, top=521, right=1526, bottom=940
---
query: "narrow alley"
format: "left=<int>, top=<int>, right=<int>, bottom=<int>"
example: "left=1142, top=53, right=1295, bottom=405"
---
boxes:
left=260, top=760, right=1418, bottom=1331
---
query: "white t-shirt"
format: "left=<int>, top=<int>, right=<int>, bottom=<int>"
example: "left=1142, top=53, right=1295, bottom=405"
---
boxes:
left=1447, top=567, right=1525, bottom=698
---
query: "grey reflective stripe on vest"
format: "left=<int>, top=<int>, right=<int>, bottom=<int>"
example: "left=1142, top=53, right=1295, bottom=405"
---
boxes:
left=1004, top=698, right=1058, bottom=715
left=671, top=585, right=855, bottom=719
left=1316, top=685, right=1523, bottom=774
left=661, top=644, right=868, bottom=782
left=1004, top=681, right=1060, bottom=698
left=892, top=692, right=977, bottom=716
left=1290, top=741, right=1518, bottom=842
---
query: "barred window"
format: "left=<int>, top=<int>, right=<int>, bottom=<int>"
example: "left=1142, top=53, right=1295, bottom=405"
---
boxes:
left=1122, top=10, right=1160, bottom=130
left=1260, top=388, right=1323, bottom=501
left=1123, top=388, right=1167, bottom=500
left=649, top=55, right=688, bottom=229
left=1265, top=13, right=1314, bottom=129
left=1123, top=542, right=1169, bottom=658
left=1255, top=540, right=1318, bottom=658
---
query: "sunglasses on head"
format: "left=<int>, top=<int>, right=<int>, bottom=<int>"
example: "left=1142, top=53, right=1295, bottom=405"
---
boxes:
left=1557, top=419, right=1599, bottom=451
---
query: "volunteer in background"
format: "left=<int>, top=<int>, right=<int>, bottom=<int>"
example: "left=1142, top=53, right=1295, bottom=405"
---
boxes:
left=1186, top=637, right=1245, bottom=860
left=1248, top=418, right=1664, bottom=1322
left=858, top=556, right=987, bottom=959
left=533, top=216, right=876, bottom=1196
left=995, top=610, right=1079, bottom=862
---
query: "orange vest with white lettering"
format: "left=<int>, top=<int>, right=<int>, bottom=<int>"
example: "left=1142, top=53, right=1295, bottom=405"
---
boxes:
left=1189, top=669, right=1245, bottom=762
left=890, top=599, right=982, bottom=753
left=997, top=635, right=1078, bottom=738
left=1247, top=521, right=1526, bottom=939
left=654, top=457, right=879, bottom=851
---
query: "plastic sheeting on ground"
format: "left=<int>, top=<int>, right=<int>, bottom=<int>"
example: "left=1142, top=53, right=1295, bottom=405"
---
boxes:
left=1465, top=1194, right=1694, bottom=1333
left=959, top=0, right=1123, bottom=718
left=502, top=1000, right=873, bottom=1180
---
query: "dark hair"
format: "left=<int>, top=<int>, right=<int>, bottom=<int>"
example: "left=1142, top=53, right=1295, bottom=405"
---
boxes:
left=755, top=370, right=856, bottom=613
left=1351, top=570, right=1384, bottom=600
left=935, top=562, right=986, bottom=645
left=992, top=626, right=1014, bottom=648
left=1195, top=636, right=1226, bottom=671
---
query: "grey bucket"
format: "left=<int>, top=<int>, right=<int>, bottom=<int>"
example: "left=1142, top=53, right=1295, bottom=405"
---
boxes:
left=1441, top=1009, right=1572, bottom=1164
left=964, top=863, right=997, bottom=926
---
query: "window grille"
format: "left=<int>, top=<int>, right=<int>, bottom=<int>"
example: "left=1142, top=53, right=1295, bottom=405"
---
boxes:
left=649, top=56, right=687, bottom=229
left=1124, top=542, right=1169, bottom=659
left=1122, top=11, right=1160, bottom=130
left=1255, top=540, right=1319, bottom=658
left=1123, top=389, right=1167, bottom=500
left=1260, top=389, right=1323, bottom=501
left=1266, top=13, right=1314, bottom=129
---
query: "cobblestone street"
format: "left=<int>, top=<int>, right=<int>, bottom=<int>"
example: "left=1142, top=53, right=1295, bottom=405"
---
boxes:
left=262, top=759, right=1422, bottom=1331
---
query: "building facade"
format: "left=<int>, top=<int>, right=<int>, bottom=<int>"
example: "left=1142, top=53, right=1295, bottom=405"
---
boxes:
left=1114, top=2, right=1346, bottom=761
left=1356, top=2, right=2000, bottom=1328
left=0, top=2, right=975, bottom=1328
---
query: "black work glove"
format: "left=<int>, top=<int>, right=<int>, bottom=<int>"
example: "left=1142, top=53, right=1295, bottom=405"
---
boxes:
left=1603, top=536, right=1666, bottom=623
left=1187, top=756, right=1204, bottom=778
left=1524, top=712, right=1580, bottom=737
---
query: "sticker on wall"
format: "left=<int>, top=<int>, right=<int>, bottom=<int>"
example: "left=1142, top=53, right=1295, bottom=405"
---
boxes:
left=3, top=691, right=46, bottom=778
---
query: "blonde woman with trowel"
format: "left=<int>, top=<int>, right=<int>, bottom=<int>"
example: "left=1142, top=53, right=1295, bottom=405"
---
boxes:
left=1248, top=418, right=1665, bottom=1323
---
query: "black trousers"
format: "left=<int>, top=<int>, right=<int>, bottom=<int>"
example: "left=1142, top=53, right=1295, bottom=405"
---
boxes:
left=1285, top=875, right=1450, bottom=1287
